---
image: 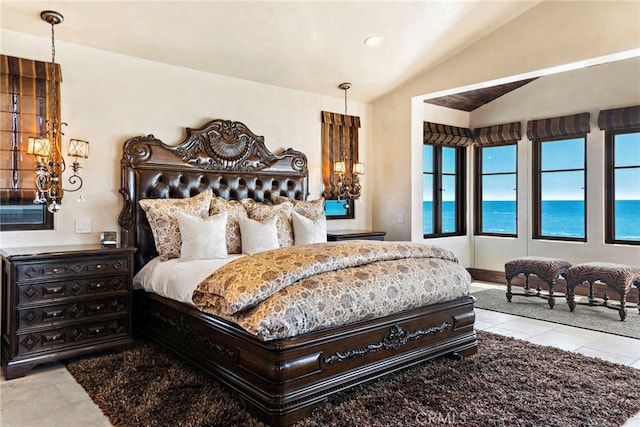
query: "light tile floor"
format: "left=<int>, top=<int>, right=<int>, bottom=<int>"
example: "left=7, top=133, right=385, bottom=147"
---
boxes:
left=1, top=281, right=638, bottom=427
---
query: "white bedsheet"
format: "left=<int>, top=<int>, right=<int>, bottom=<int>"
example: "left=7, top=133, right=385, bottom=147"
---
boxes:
left=133, top=255, right=244, bottom=305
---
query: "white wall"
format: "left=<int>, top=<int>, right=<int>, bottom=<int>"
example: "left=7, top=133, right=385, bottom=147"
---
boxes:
left=0, top=29, right=373, bottom=249
left=372, top=0, right=640, bottom=267
left=470, top=57, right=640, bottom=269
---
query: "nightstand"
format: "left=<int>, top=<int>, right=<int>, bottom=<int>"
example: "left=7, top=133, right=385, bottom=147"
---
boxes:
left=1, top=244, right=136, bottom=379
left=326, top=230, right=387, bottom=241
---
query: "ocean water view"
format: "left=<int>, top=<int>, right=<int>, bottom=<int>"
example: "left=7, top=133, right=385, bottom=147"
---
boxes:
left=423, top=200, right=640, bottom=239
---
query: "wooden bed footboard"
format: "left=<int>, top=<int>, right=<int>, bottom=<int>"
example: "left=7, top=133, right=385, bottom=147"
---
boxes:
left=133, top=290, right=477, bottom=426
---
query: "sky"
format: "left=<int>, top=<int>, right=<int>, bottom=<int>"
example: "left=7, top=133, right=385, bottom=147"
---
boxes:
left=423, top=133, right=640, bottom=201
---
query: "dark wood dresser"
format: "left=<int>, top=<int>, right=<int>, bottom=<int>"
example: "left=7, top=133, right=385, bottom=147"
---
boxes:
left=327, top=230, right=387, bottom=241
left=1, top=244, right=136, bottom=379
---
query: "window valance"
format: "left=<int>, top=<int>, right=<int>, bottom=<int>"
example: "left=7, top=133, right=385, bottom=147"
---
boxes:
left=321, top=111, right=361, bottom=127
left=473, top=122, right=521, bottom=147
left=597, top=105, right=640, bottom=131
left=424, top=122, right=474, bottom=147
left=1, top=55, right=62, bottom=82
left=526, top=112, right=590, bottom=141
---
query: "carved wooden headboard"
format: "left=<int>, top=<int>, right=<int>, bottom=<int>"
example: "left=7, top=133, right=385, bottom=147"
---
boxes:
left=118, top=119, right=308, bottom=272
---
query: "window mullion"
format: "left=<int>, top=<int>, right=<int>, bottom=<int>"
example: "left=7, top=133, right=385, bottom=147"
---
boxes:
left=434, top=146, right=443, bottom=234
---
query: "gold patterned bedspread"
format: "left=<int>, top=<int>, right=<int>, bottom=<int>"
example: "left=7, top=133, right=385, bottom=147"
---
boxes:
left=192, top=241, right=471, bottom=340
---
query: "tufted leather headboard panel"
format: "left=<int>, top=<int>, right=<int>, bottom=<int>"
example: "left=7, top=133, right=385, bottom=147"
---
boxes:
left=118, top=119, right=308, bottom=272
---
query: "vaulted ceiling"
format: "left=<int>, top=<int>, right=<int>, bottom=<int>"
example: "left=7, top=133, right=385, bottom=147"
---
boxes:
left=0, top=1, right=541, bottom=103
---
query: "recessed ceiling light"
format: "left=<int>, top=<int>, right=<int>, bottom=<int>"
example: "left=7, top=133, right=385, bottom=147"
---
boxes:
left=364, top=35, right=384, bottom=47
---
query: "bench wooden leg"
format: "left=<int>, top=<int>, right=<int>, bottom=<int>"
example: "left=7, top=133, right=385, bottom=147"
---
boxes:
left=567, top=283, right=577, bottom=312
left=506, top=277, right=513, bottom=302
left=618, top=290, right=627, bottom=321
left=547, top=282, right=555, bottom=309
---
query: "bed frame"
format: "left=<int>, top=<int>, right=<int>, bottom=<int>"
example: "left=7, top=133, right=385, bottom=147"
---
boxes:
left=118, top=118, right=478, bottom=426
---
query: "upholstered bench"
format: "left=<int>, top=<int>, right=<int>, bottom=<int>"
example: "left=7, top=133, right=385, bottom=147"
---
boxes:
left=505, top=256, right=572, bottom=309
left=565, top=262, right=640, bottom=321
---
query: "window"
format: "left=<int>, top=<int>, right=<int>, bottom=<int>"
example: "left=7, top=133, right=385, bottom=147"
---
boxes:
left=473, top=122, right=521, bottom=236
left=324, top=199, right=354, bottom=219
left=0, top=55, right=59, bottom=231
left=533, top=137, right=586, bottom=240
left=422, top=122, right=469, bottom=238
left=424, top=144, right=467, bottom=236
left=600, top=105, right=640, bottom=245
left=475, top=144, right=517, bottom=235
left=528, top=113, right=590, bottom=242
left=422, top=137, right=467, bottom=238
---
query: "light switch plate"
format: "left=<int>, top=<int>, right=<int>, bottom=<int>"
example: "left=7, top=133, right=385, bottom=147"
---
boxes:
left=75, top=218, right=92, bottom=233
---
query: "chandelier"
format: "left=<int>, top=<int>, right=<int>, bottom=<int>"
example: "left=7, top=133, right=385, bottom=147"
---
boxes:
left=334, top=82, right=364, bottom=200
left=27, top=10, right=89, bottom=213
left=333, top=158, right=364, bottom=200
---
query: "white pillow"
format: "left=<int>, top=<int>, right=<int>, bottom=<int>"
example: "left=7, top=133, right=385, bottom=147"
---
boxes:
left=291, top=211, right=327, bottom=245
left=176, top=211, right=228, bottom=261
left=238, top=216, right=279, bottom=255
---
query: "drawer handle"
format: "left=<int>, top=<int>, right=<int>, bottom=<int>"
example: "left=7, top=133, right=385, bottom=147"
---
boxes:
left=95, top=264, right=103, bottom=270
left=89, top=304, right=106, bottom=312
left=88, top=326, right=105, bottom=335
left=52, top=268, right=59, bottom=273
left=43, top=286, right=64, bottom=295
left=43, top=332, right=63, bottom=343
left=43, top=309, right=64, bottom=319
left=89, top=282, right=105, bottom=290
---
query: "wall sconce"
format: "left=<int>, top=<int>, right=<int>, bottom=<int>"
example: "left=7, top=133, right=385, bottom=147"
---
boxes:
left=28, top=10, right=89, bottom=213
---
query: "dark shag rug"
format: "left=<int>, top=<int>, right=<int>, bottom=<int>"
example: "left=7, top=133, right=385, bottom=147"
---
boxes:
left=66, top=331, right=640, bottom=427
left=473, top=288, right=639, bottom=339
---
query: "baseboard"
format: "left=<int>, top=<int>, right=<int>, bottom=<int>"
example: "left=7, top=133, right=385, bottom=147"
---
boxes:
left=468, top=268, right=639, bottom=304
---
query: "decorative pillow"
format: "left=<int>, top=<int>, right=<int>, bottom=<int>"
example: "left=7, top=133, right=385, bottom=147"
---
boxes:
left=241, top=199, right=294, bottom=247
left=272, top=195, right=325, bottom=219
left=238, top=216, right=279, bottom=255
left=139, top=189, right=213, bottom=260
left=176, top=211, right=228, bottom=261
left=291, top=211, right=327, bottom=245
left=209, top=197, right=248, bottom=254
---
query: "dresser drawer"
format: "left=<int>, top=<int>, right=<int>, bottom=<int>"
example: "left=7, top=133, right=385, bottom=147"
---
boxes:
left=17, top=275, right=130, bottom=306
left=15, top=317, right=130, bottom=356
left=14, top=256, right=131, bottom=283
left=17, top=296, right=129, bottom=331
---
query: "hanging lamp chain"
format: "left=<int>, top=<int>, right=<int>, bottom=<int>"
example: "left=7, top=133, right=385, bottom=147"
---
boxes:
left=344, top=87, right=347, bottom=114
left=338, top=82, right=351, bottom=115
left=50, top=19, right=57, bottom=126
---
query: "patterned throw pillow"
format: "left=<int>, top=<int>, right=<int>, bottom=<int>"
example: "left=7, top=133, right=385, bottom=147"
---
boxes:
left=272, top=195, right=325, bottom=219
left=241, top=199, right=294, bottom=247
left=209, top=197, right=248, bottom=254
left=139, top=189, right=213, bottom=261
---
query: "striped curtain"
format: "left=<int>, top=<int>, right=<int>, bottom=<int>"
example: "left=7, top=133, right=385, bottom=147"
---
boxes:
left=321, top=111, right=360, bottom=199
left=597, top=105, right=640, bottom=131
left=473, top=122, right=521, bottom=147
left=0, top=55, right=62, bottom=201
left=423, top=122, right=474, bottom=147
left=526, top=112, right=591, bottom=141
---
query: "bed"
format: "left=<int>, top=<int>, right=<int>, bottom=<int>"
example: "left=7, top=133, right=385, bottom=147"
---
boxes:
left=118, top=118, right=477, bottom=426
